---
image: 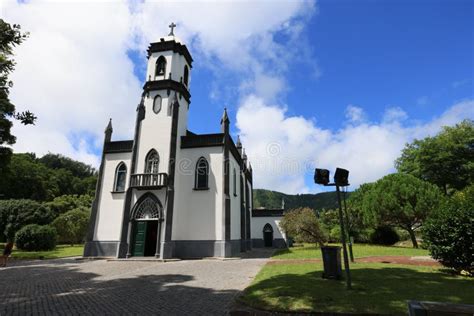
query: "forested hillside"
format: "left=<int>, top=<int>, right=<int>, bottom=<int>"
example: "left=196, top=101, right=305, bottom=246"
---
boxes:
left=253, top=189, right=350, bottom=211
left=0, top=153, right=97, bottom=201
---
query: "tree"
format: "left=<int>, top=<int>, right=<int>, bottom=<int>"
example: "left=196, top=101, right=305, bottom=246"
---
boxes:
left=422, top=184, right=474, bottom=274
left=0, top=153, right=97, bottom=200
left=345, top=183, right=374, bottom=236
left=38, top=153, right=96, bottom=178
left=45, top=194, right=93, bottom=217
left=280, top=207, right=327, bottom=246
left=362, top=173, right=442, bottom=248
left=395, top=120, right=474, bottom=195
left=52, top=208, right=89, bottom=245
left=0, top=199, right=54, bottom=241
left=0, top=19, right=36, bottom=167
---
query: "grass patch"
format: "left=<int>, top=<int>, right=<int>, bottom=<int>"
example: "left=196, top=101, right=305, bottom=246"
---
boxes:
left=241, top=262, right=474, bottom=315
left=0, top=244, right=84, bottom=260
left=273, top=243, right=429, bottom=260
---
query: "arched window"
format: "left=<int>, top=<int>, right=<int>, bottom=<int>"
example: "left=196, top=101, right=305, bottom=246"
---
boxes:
left=183, top=65, right=189, bottom=86
left=153, top=95, right=162, bottom=114
left=155, top=56, right=166, bottom=77
left=133, top=195, right=163, bottom=220
left=233, top=168, right=237, bottom=196
left=195, top=157, right=209, bottom=189
left=263, top=223, right=273, bottom=233
left=114, top=162, right=127, bottom=192
left=145, top=150, right=159, bottom=174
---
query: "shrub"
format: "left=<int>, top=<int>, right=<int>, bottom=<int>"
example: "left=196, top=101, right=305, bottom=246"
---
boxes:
left=369, top=226, right=400, bottom=245
left=15, top=224, right=57, bottom=251
left=353, top=228, right=373, bottom=243
left=422, top=185, right=474, bottom=274
left=0, top=199, right=54, bottom=241
left=52, top=208, right=89, bottom=245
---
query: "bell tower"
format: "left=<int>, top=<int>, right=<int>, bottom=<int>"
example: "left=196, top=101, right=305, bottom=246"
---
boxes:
left=118, top=24, right=193, bottom=258
left=133, top=24, right=193, bottom=175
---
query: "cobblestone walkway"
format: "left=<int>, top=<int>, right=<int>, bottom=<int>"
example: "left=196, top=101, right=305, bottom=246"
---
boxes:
left=0, top=250, right=273, bottom=315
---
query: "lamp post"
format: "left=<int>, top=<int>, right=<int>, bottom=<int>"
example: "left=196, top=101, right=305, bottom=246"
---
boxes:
left=315, top=167, right=352, bottom=289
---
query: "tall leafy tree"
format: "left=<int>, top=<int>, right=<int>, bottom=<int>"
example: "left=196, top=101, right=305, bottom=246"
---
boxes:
left=362, top=173, right=442, bottom=248
left=0, top=19, right=36, bottom=167
left=395, top=120, right=474, bottom=195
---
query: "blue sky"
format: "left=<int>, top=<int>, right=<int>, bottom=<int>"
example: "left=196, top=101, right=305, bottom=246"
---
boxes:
left=5, top=0, right=474, bottom=193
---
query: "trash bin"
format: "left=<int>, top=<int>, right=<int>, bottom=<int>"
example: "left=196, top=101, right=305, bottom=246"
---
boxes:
left=321, top=245, right=342, bottom=279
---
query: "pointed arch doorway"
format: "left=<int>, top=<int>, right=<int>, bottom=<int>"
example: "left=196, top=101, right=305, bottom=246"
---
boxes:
left=263, top=223, right=274, bottom=247
left=131, top=193, right=163, bottom=257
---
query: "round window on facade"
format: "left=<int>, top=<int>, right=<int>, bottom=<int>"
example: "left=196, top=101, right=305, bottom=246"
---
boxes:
left=153, top=95, right=162, bottom=114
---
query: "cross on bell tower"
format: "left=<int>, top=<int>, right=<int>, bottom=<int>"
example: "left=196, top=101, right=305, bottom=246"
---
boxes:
left=168, top=22, right=176, bottom=36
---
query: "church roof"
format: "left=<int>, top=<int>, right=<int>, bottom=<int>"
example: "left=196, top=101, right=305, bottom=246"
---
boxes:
left=104, top=140, right=133, bottom=153
left=147, top=38, right=193, bottom=67
left=252, top=208, right=285, bottom=217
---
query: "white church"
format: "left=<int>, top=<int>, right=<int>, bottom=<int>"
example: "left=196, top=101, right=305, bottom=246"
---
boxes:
left=84, top=26, right=286, bottom=259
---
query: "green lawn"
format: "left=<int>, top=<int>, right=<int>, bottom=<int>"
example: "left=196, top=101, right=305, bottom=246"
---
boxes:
left=0, top=244, right=84, bottom=260
left=273, top=243, right=429, bottom=259
left=241, top=262, right=474, bottom=315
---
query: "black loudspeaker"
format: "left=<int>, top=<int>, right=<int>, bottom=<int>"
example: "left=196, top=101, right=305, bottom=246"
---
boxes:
left=314, top=168, right=330, bottom=185
left=334, top=168, right=349, bottom=186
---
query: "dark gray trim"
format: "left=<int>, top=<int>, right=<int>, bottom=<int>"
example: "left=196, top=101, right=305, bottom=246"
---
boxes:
left=172, top=240, right=240, bottom=258
left=118, top=101, right=145, bottom=258
left=104, top=140, right=133, bottom=153
left=162, top=94, right=180, bottom=259
left=143, top=80, right=191, bottom=103
left=252, top=238, right=287, bottom=249
left=229, top=137, right=243, bottom=165
left=181, top=133, right=224, bottom=148
left=222, top=118, right=231, bottom=241
left=252, top=209, right=285, bottom=217
left=240, top=174, right=246, bottom=251
left=245, top=181, right=252, bottom=246
left=147, top=40, right=193, bottom=67
left=84, top=241, right=119, bottom=257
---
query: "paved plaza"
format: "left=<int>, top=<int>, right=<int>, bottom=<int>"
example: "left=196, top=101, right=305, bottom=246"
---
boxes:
left=0, top=250, right=272, bottom=315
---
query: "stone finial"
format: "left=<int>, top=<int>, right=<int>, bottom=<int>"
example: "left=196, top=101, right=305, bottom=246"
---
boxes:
left=221, top=107, right=230, bottom=124
left=236, top=135, right=242, bottom=154
left=221, top=107, right=230, bottom=134
left=104, top=118, right=113, bottom=142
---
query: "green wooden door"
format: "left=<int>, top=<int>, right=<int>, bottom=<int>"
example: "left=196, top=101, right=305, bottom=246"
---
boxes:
left=133, top=221, right=147, bottom=257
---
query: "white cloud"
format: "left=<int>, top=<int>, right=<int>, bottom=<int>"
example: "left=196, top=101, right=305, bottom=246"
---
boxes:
left=345, top=105, right=366, bottom=124
left=4, top=0, right=315, bottom=164
left=237, top=98, right=474, bottom=194
left=5, top=0, right=141, bottom=163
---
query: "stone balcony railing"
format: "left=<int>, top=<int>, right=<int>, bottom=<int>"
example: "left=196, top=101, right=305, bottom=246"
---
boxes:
left=130, top=173, right=167, bottom=189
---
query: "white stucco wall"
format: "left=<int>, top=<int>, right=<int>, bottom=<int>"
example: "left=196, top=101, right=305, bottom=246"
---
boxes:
left=94, top=152, right=131, bottom=241
left=172, top=147, right=224, bottom=240
left=251, top=217, right=286, bottom=240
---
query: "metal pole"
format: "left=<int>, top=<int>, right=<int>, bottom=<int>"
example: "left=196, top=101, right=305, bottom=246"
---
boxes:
left=336, top=185, right=352, bottom=289
left=342, top=187, right=354, bottom=262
